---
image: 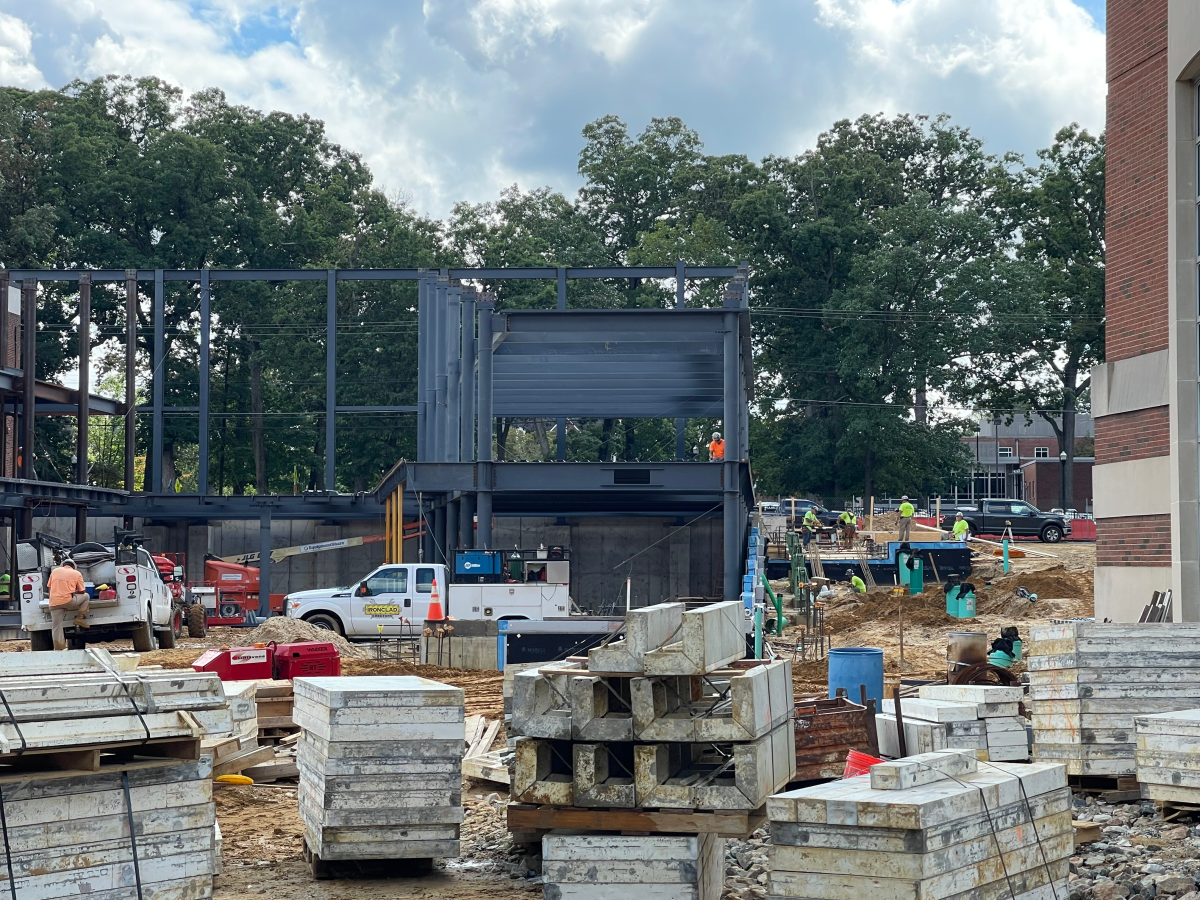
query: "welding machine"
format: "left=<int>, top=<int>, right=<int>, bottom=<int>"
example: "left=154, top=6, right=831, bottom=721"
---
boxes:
left=191, top=641, right=341, bottom=680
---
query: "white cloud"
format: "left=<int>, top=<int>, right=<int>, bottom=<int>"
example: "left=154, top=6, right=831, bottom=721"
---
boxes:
left=0, top=0, right=1106, bottom=217
left=0, top=11, right=47, bottom=89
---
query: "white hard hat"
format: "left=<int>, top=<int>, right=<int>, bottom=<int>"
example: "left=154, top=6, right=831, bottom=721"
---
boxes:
left=901, top=495, right=909, bottom=501
left=712, top=432, right=721, bottom=439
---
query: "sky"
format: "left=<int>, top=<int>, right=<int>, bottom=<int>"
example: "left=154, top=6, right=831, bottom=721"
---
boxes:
left=0, top=0, right=1107, bottom=219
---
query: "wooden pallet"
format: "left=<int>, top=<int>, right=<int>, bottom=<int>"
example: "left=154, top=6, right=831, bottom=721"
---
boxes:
left=462, top=749, right=510, bottom=785
left=0, top=735, right=200, bottom=775
left=506, top=802, right=765, bottom=838
left=1156, top=800, right=1200, bottom=823
left=1067, top=773, right=1142, bottom=803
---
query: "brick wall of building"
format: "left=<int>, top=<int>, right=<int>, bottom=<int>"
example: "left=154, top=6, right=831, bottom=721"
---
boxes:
left=1096, top=514, right=1173, bottom=565
left=1020, top=460, right=1094, bottom=512
left=1094, top=405, right=1171, bottom=464
left=1106, top=0, right=1169, bottom=362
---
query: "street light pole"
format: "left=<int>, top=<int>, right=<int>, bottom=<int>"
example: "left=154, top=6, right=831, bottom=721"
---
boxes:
left=1059, top=450, right=1067, bottom=510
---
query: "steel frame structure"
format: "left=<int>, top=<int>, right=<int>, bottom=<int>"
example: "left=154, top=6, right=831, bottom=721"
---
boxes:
left=1, top=263, right=754, bottom=609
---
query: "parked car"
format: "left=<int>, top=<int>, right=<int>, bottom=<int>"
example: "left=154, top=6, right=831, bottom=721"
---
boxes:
left=940, top=499, right=1071, bottom=543
left=777, top=499, right=843, bottom=527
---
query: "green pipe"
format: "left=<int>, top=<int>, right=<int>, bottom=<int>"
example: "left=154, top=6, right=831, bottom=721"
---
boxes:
left=761, top=572, right=784, bottom=635
left=753, top=606, right=763, bottom=659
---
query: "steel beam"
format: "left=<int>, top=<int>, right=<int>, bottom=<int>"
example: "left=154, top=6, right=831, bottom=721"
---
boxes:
left=417, top=275, right=430, bottom=460
left=20, top=278, right=35, bottom=481
left=325, top=269, right=337, bottom=491
left=198, top=269, right=210, bottom=495
left=151, top=270, right=164, bottom=493
left=476, top=297, right=494, bottom=550
left=76, top=273, right=91, bottom=543
left=258, top=510, right=271, bottom=616
left=446, top=284, right=461, bottom=462
left=459, top=290, right=476, bottom=462
left=124, top=270, right=137, bottom=492
left=723, top=309, right=740, bottom=602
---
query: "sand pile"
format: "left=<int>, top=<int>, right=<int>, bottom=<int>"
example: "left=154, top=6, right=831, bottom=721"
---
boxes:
left=245, top=616, right=374, bottom=658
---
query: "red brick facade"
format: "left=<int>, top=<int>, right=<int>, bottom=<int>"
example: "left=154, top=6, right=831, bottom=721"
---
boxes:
left=1094, top=405, right=1171, bottom=464
left=1096, top=514, right=1172, bottom=565
left=1106, top=0, right=1169, bottom=362
left=1020, top=460, right=1094, bottom=512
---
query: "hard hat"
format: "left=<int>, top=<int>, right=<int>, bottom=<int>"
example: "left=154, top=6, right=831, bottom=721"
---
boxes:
left=901, top=495, right=909, bottom=501
left=712, top=432, right=721, bottom=439
left=955, top=512, right=963, bottom=518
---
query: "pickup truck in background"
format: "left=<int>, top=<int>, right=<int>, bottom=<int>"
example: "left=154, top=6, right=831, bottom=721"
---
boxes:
left=284, top=548, right=573, bottom=638
left=940, top=500, right=1071, bottom=543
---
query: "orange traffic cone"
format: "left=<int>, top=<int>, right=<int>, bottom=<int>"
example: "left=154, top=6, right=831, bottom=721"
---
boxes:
left=426, top=577, right=445, bottom=620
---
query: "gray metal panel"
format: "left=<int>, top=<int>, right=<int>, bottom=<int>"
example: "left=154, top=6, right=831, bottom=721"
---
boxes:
left=492, top=310, right=729, bottom=418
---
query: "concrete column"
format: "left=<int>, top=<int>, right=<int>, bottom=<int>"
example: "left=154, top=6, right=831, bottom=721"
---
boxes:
left=187, top=525, right=209, bottom=584
left=258, top=512, right=272, bottom=617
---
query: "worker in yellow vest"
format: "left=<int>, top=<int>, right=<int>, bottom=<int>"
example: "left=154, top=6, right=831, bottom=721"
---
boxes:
left=952, top=512, right=969, bottom=542
left=837, top=509, right=857, bottom=549
left=897, top=496, right=915, bottom=542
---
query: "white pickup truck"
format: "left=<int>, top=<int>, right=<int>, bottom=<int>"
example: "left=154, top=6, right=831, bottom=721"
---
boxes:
left=283, top=559, right=572, bottom=637
left=20, top=537, right=176, bottom=651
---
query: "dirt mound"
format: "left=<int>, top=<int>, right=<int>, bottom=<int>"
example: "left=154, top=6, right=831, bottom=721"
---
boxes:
left=975, top=565, right=1093, bottom=617
left=825, top=590, right=957, bottom=633
left=245, top=616, right=373, bottom=658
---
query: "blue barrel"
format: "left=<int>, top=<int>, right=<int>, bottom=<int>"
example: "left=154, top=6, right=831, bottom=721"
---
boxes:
left=828, top=647, right=885, bottom=709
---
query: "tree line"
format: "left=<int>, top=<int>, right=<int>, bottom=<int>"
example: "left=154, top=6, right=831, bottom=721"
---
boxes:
left=0, top=76, right=1103, bottom=501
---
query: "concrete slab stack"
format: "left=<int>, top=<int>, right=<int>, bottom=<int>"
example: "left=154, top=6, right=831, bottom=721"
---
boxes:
left=874, top=685, right=1031, bottom=763
left=1027, top=623, right=1200, bottom=776
left=766, top=750, right=1072, bottom=900
left=1135, top=708, right=1200, bottom=806
left=509, top=602, right=786, bottom=900
left=293, top=676, right=465, bottom=869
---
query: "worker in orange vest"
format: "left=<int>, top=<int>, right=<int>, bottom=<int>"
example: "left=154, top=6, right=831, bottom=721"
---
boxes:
left=708, top=432, right=724, bottom=460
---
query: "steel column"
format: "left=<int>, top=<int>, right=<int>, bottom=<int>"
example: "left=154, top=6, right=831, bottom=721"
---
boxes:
left=258, top=511, right=271, bottom=616
left=417, top=276, right=431, bottom=461
left=325, top=269, right=336, bottom=490
left=198, top=269, right=210, bottom=495
left=446, top=497, right=458, bottom=555
left=557, top=268, right=568, bottom=461
left=150, top=270, right=164, bottom=492
left=476, top=298, right=494, bottom=549
left=459, top=492, right=474, bottom=549
left=722, top=309, right=740, bottom=601
left=76, top=273, right=91, bottom=543
left=20, top=278, right=35, bottom=482
left=0, top=270, right=8, bottom=373
left=433, top=277, right=448, bottom=461
left=459, top=290, right=476, bottom=462
left=675, top=261, right=687, bottom=460
left=432, top=504, right=445, bottom=565
left=124, top=270, right=137, bottom=492
left=446, top=285, right=461, bottom=462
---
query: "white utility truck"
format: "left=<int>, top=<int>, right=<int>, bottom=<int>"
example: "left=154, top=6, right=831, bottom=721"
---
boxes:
left=283, top=548, right=572, bottom=637
left=20, top=531, right=177, bottom=651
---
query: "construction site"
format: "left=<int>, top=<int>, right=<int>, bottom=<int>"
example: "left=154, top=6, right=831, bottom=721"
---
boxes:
left=0, top=258, right=1197, bottom=900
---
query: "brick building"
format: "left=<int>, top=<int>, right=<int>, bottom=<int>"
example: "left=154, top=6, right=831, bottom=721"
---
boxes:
left=955, top=415, right=1094, bottom=509
left=1094, top=1, right=1200, bottom=619
left=1020, top=459, right=1095, bottom=514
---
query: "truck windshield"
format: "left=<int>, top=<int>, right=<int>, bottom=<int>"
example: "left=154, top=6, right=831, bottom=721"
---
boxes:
left=416, top=568, right=435, bottom=593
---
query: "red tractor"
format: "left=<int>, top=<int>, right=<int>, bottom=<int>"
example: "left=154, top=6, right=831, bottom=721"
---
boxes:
left=151, top=553, right=286, bottom=634
left=150, top=552, right=207, bottom=638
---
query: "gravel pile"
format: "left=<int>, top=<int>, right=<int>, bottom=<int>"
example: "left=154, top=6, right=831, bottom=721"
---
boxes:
left=723, top=825, right=770, bottom=900
left=1069, top=794, right=1200, bottom=900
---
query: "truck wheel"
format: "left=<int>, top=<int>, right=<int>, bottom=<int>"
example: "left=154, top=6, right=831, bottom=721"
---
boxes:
left=187, top=604, right=208, bottom=638
left=156, top=626, right=176, bottom=649
left=131, top=617, right=155, bottom=652
left=304, top=612, right=343, bottom=636
left=171, top=607, right=184, bottom=638
left=29, top=631, right=53, bottom=652
left=1040, top=525, right=1063, bottom=544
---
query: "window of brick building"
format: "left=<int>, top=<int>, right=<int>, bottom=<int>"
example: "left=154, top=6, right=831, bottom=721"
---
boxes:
left=998, top=447, right=1014, bottom=459
left=1035, top=447, right=1049, bottom=458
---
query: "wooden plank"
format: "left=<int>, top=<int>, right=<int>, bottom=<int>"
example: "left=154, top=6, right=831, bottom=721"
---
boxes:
left=506, top=802, right=765, bottom=837
left=212, top=744, right=275, bottom=777
left=242, top=760, right=300, bottom=782
left=462, top=750, right=511, bottom=785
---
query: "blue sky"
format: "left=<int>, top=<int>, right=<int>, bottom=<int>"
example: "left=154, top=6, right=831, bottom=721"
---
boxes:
left=0, top=0, right=1106, bottom=218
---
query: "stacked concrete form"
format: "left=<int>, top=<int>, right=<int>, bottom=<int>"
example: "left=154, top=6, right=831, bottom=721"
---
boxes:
left=511, top=601, right=796, bottom=812
left=1027, top=623, right=1200, bottom=776
left=293, top=676, right=465, bottom=868
left=1135, top=708, right=1200, bottom=806
left=542, top=832, right=725, bottom=900
left=0, top=651, right=229, bottom=900
left=875, top=685, right=1029, bottom=762
left=766, top=750, right=1072, bottom=900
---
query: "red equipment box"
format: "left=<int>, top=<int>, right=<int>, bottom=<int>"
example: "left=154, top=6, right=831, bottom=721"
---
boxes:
left=192, top=644, right=274, bottom=680
left=272, top=642, right=341, bottom=678
left=191, top=641, right=340, bottom=681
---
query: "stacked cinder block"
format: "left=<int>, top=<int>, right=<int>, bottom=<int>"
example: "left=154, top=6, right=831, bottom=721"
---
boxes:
left=543, top=832, right=726, bottom=900
left=511, top=600, right=796, bottom=812
left=0, top=652, right=229, bottom=899
left=766, top=750, right=1072, bottom=900
left=1135, top=708, right=1200, bottom=806
left=875, top=685, right=1029, bottom=762
left=1027, top=623, right=1200, bottom=776
left=293, top=676, right=465, bottom=869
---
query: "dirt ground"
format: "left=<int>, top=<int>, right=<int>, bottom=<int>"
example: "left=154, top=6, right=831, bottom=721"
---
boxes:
left=0, top=541, right=1097, bottom=899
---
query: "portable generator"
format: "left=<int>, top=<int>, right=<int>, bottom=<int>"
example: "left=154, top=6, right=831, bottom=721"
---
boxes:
left=191, top=641, right=341, bottom=680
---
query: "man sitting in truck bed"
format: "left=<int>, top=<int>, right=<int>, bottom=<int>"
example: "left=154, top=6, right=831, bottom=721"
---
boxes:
left=47, top=559, right=90, bottom=650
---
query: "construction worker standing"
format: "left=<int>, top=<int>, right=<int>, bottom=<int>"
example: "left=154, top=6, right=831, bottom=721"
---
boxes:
left=837, top=509, right=857, bottom=548
left=897, top=495, right=915, bottom=542
left=708, top=432, right=724, bottom=460
left=952, top=512, right=969, bottom=542
left=47, top=559, right=90, bottom=651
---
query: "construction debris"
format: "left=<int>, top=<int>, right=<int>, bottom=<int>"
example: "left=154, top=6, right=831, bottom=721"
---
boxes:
left=766, top=751, right=1072, bottom=900
left=293, top=675, right=465, bottom=871
left=1027, top=622, right=1200, bottom=775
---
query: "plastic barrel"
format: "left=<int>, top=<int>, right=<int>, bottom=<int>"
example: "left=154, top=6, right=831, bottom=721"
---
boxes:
left=828, top=647, right=885, bottom=709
